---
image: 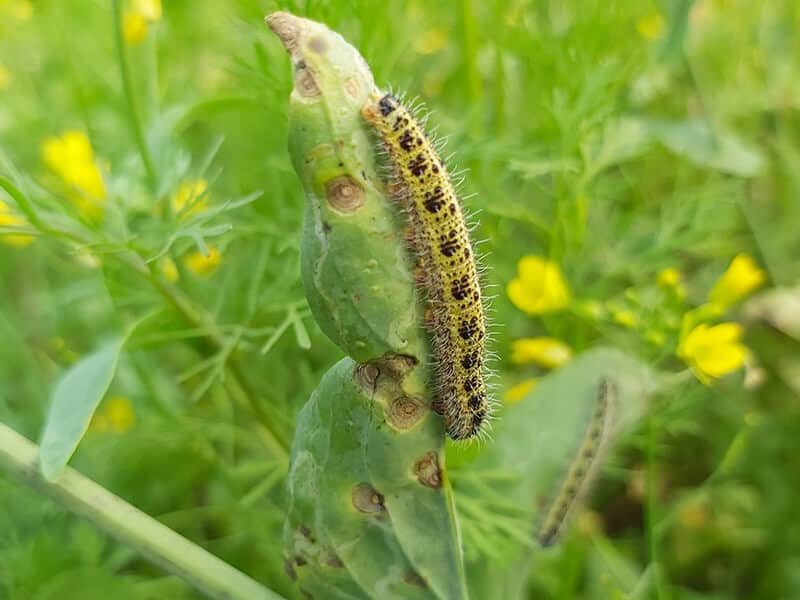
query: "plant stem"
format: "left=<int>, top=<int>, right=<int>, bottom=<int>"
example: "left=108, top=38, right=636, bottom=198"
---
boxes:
left=111, top=0, right=158, bottom=187
left=0, top=422, right=285, bottom=600
left=134, top=256, right=290, bottom=456
left=646, top=412, right=668, bottom=600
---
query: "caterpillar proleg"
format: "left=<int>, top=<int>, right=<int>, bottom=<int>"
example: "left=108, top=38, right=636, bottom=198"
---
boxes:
left=536, top=377, right=617, bottom=546
left=362, top=92, right=490, bottom=440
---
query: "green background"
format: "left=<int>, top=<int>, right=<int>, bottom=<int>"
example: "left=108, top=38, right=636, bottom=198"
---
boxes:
left=1, top=1, right=799, bottom=598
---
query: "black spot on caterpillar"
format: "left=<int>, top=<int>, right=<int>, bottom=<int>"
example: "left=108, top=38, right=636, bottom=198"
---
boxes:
left=536, top=377, right=617, bottom=547
left=362, top=92, right=490, bottom=440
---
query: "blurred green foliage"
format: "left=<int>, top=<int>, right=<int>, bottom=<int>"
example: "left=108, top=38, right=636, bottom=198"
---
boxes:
left=1, top=0, right=799, bottom=598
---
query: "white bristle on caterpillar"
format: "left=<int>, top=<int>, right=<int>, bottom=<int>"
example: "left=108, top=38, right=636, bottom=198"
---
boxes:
left=362, top=91, right=491, bottom=441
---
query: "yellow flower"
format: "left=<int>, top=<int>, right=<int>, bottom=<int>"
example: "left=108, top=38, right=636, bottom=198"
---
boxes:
left=123, top=13, right=148, bottom=45
left=2, top=1, right=32, bottom=21
left=613, top=309, right=638, bottom=329
left=41, top=130, right=106, bottom=217
left=123, top=0, right=161, bottom=45
left=511, top=337, right=572, bottom=369
left=16, top=2, right=33, bottom=20
left=0, top=200, right=33, bottom=247
left=0, top=63, right=9, bottom=91
left=132, top=0, right=161, bottom=21
left=709, top=254, right=766, bottom=309
left=657, top=267, right=682, bottom=288
left=637, top=13, right=665, bottom=40
left=160, top=257, right=179, bottom=282
left=657, top=266, right=686, bottom=299
left=507, top=256, right=571, bottom=315
left=504, top=378, right=538, bottom=405
left=172, top=179, right=209, bottom=216
left=677, top=322, right=748, bottom=385
left=90, top=396, right=135, bottom=433
left=185, top=245, right=221, bottom=275
left=106, top=396, right=135, bottom=432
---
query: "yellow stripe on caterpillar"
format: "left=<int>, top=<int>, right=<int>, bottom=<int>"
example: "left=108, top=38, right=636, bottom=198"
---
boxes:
left=362, top=92, right=489, bottom=441
left=536, top=377, right=617, bottom=546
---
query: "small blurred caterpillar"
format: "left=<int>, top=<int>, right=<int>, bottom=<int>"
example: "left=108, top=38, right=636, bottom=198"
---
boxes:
left=362, top=92, right=489, bottom=440
left=536, top=378, right=616, bottom=546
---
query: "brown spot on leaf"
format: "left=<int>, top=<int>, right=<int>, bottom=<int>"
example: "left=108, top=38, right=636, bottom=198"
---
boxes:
left=325, top=175, right=364, bottom=213
left=356, top=363, right=381, bottom=392
left=413, top=452, right=442, bottom=488
left=387, top=395, right=426, bottom=430
left=296, top=67, right=320, bottom=97
left=343, top=77, right=361, bottom=100
left=284, top=558, right=297, bottom=580
left=352, top=482, right=385, bottom=513
left=405, top=571, right=428, bottom=587
left=308, top=35, right=327, bottom=54
left=323, top=553, right=344, bottom=568
left=298, top=525, right=315, bottom=543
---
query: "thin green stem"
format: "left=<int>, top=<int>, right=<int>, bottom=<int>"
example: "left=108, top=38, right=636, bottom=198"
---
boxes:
left=0, top=422, right=284, bottom=600
left=646, top=412, right=668, bottom=600
left=133, top=256, right=290, bottom=456
left=461, top=0, right=481, bottom=104
left=111, top=0, right=158, bottom=186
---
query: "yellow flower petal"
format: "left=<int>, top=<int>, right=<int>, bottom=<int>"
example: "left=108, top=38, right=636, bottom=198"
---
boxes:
left=613, top=309, right=638, bottom=329
left=123, top=13, right=148, bottom=45
left=511, top=337, right=572, bottom=369
left=0, top=63, right=10, bottom=91
left=507, top=255, right=570, bottom=315
left=504, top=378, right=538, bottom=405
left=0, top=200, right=33, bottom=247
left=106, top=396, right=135, bottom=433
left=160, top=257, right=179, bottom=282
left=657, top=267, right=681, bottom=288
left=41, top=130, right=107, bottom=214
left=678, top=322, right=747, bottom=384
left=637, top=13, right=665, bottom=40
left=172, top=179, right=209, bottom=215
left=132, top=0, right=162, bottom=21
left=185, top=246, right=221, bottom=275
left=10, top=1, right=32, bottom=21
left=694, top=342, right=748, bottom=379
left=709, top=254, right=766, bottom=309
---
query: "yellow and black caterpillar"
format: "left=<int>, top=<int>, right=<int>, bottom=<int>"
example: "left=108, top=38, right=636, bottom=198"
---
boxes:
left=362, top=93, right=489, bottom=441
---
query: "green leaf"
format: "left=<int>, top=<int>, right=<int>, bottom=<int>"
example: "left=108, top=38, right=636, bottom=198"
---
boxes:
left=583, top=117, right=653, bottom=178
left=458, top=348, right=657, bottom=596
left=31, top=568, right=142, bottom=600
left=0, top=175, right=44, bottom=229
left=39, top=337, right=126, bottom=480
left=291, top=309, right=311, bottom=349
left=644, top=118, right=765, bottom=177
left=286, top=358, right=466, bottom=600
left=657, top=0, right=695, bottom=62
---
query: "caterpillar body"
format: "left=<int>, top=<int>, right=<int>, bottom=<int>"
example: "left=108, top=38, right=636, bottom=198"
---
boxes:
left=536, top=378, right=616, bottom=546
left=362, top=92, right=489, bottom=441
